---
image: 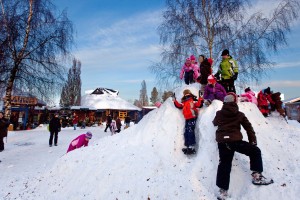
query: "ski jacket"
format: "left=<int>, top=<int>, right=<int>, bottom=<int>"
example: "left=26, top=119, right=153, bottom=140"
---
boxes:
left=179, top=64, right=199, bottom=80
left=218, top=56, right=238, bottom=80
left=49, top=117, right=61, bottom=132
left=257, top=90, right=274, bottom=107
left=174, top=94, right=203, bottom=120
left=110, top=120, right=117, bottom=131
left=72, top=116, right=78, bottom=124
left=213, top=102, right=257, bottom=144
left=203, top=83, right=227, bottom=102
left=199, top=59, right=212, bottom=84
left=116, top=118, right=122, bottom=129
left=67, top=134, right=89, bottom=153
left=240, top=91, right=258, bottom=105
left=0, top=118, right=9, bottom=138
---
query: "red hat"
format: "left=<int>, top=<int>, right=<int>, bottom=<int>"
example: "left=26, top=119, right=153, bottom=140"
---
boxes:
left=207, top=75, right=216, bottom=84
left=207, top=58, right=213, bottom=66
left=190, top=55, right=196, bottom=60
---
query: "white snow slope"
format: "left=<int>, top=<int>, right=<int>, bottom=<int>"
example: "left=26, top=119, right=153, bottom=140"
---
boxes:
left=3, top=84, right=300, bottom=200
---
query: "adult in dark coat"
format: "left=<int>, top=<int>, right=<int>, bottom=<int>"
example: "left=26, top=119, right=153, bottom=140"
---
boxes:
left=0, top=111, right=9, bottom=152
left=49, top=113, right=61, bottom=147
left=198, top=57, right=213, bottom=95
left=212, top=93, right=273, bottom=199
left=116, top=117, right=122, bottom=133
left=104, top=115, right=112, bottom=132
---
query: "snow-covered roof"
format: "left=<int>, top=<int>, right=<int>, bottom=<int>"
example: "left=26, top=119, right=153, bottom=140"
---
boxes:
left=142, top=106, right=157, bottom=110
left=70, top=106, right=97, bottom=110
left=81, top=89, right=141, bottom=111
left=284, top=97, right=300, bottom=104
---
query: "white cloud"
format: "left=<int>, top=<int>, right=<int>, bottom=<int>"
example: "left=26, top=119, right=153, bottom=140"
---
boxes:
left=273, top=61, right=300, bottom=68
left=268, top=80, right=300, bottom=87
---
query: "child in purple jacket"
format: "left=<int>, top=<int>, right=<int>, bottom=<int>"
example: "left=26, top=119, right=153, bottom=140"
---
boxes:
left=203, top=75, right=227, bottom=106
left=67, top=132, right=93, bottom=153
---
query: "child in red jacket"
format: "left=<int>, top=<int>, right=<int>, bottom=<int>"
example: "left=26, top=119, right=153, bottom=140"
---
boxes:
left=174, top=89, right=203, bottom=154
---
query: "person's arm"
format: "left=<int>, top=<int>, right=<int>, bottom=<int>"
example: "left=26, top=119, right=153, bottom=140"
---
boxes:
left=195, top=97, right=203, bottom=108
left=241, top=113, right=257, bottom=145
left=212, top=111, right=220, bottom=126
left=174, top=99, right=183, bottom=109
left=179, top=66, right=185, bottom=79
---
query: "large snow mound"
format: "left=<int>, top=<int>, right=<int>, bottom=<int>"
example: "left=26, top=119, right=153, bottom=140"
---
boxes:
left=18, top=84, right=300, bottom=200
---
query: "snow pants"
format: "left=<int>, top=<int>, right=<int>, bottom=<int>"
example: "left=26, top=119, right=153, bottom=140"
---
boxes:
left=216, top=141, right=263, bottom=190
left=49, top=131, right=58, bottom=145
left=220, top=78, right=236, bottom=93
left=0, top=135, right=4, bottom=151
left=184, top=71, right=194, bottom=85
left=184, top=118, right=197, bottom=147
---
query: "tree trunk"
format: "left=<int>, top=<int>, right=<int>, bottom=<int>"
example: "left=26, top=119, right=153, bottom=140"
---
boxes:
left=4, top=65, right=18, bottom=119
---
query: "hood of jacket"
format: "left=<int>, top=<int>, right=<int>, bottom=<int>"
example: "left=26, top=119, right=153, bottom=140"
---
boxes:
left=220, top=102, right=239, bottom=117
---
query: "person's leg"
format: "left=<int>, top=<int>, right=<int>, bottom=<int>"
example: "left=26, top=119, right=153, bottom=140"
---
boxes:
left=220, top=80, right=229, bottom=93
left=54, top=131, right=58, bottom=145
left=49, top=131, right=54, bottom=146
left=229, top=79, right=236, bottom=93
left=216, top=143, right=235, bottom=191
left=0, top=135, right=4, bottom=151
left=184, top=72, right=189, bottom=85
left=184, top=118, right=196, bottom=147
left=231, top=141, right=263, bottom=173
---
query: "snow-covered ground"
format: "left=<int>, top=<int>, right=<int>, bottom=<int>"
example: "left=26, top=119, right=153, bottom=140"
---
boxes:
left=1, top=84, right=300, bottom=200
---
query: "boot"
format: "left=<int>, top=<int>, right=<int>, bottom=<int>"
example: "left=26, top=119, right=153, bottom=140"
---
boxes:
left=251, top=172, right=274, bottom=185
left=217, top=188, right=228, bottom=200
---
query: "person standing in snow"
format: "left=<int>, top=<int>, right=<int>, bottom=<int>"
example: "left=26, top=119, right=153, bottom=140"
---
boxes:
left=203, top=75, right=227, bottom=106
left=104, top=115, right=112, bottom=132
left=179, top=58, right=199, bottom=85
left=72, top=114, right=78, bottom=130
left=66, top=132, right=93, bottom=153
left=110, top=119, right=117, bottom=135
left=215, top=49, right=238, bottom=93
left=212, top=93, right=273, bottom=200
left=124, top=115, right=131, bottom=129
left=257, top=87, right=275, bottom=117
left=49, top=113, right=61, bottom=147
left=116, top=117, right=122, bottom=133
left=0, top=111, right=9, bottom=152
left=197, top=55, right=213, bottom=96
left=240, top=87, right=258, bottom=105
left=173, top=89, right=203, bottom=154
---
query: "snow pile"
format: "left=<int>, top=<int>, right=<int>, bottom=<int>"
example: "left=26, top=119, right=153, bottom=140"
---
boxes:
left=15, top=84, right=300, bottom=200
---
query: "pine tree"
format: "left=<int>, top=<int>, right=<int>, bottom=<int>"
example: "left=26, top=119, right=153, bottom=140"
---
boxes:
left=139, top=80, right=149, bottom=106
left=60, top=59, right=82, bottom=107
left=150, top=87, right=159, bottom=105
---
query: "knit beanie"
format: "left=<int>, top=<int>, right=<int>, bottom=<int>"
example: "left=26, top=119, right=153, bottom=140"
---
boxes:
left=190, top=55, right=196, bottom=60
left=85, top=131, right=93, bottom=139
left=245, top=87, right=251, bottom=93
left=224, top=92, right=238, bottom=103
left=207, top=75, right=216, bottom=84
left=221, top=49, right=229, bottom=56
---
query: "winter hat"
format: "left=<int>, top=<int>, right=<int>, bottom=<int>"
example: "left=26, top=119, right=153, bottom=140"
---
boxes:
left=224, top=92, right=238, bottom=103
left=185, top=58, right=191, bottom=62
left=183, top=89, right=192, bottom=96
left=190, top=55, right=196, bottom=60
left=264, top=87, right=271, bottom=94
left=85, top=131, right=93, bottom=139
left=207, top=58, right=213, bottom=66
left=245, top=87, right=251, bottom=92
left=221, top=49, right=229, bottom=56
left=207, top=75, right=217, bottom=84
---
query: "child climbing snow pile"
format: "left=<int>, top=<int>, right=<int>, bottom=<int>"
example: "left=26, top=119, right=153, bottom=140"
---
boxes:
left=173, top=89, right=203, bottom=155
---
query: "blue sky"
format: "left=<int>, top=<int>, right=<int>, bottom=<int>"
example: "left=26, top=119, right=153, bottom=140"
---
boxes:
left=54, top=0, right=300, bottom=101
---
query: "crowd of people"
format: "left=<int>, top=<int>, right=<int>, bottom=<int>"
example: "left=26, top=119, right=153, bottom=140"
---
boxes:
left=176, top=49, right=282, bottom=199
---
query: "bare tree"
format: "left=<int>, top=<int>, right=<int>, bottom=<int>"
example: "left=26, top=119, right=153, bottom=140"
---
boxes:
left=60, top=59, right=82, bottom=107
left=162, top=91, right=173, bottom=102
left=151, top=0, right=300, bottom=88
left=0, top=0, right=73, bottom=118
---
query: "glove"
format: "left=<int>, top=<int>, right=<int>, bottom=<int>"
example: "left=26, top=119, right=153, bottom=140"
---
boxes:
left=214, top=72, right=220, bottom=80
left=180, top=74, right=183, bottom=80
left=232, top=73, right=238, bottom=80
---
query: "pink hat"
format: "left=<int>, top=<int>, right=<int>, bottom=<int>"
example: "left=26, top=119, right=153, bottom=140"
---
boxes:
left=190, top=55, right=196, bottom=60
left=186, top=58, right=191, bottom=62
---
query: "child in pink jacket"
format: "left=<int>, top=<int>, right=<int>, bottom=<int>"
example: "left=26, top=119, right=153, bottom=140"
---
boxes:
left=180, top=58, right=199, bottom=85
left=66, top=132, right=93, bottom=153
left=240, top=87, right=258, bottom=105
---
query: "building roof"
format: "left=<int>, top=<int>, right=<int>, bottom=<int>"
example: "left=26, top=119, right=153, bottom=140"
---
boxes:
left=284, top=97, right=300, bottom=104
left=81, top=88, right=141, bottom=111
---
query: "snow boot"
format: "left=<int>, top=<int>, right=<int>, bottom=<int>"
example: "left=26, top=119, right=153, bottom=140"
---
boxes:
left=251, top=172, right=274, bottom=185
left=182, top=147, right=188, bottom=154
left=217, top=188, right=228, bottom=200
left=186, top=147, right=196, bottom=155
